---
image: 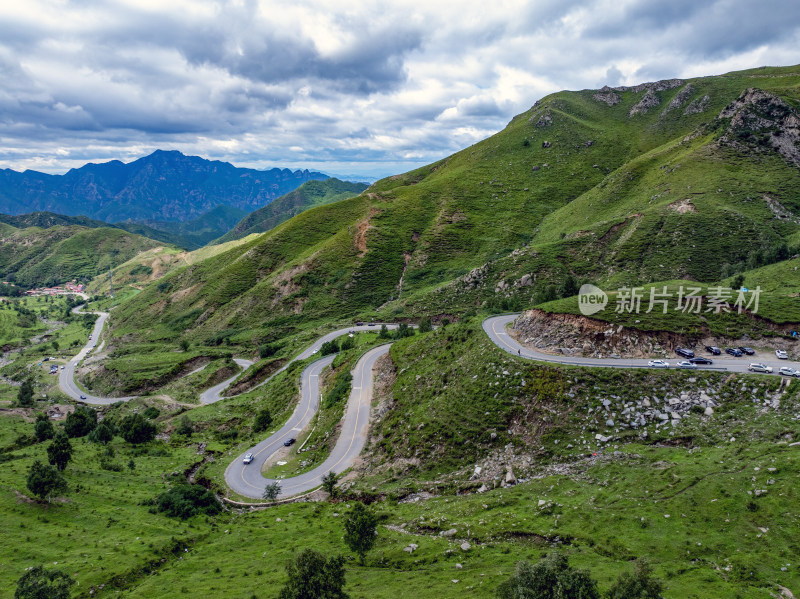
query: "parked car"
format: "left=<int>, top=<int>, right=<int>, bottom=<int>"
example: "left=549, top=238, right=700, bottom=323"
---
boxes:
left=284, top=438, right=296, bottom=447
left=779, top=366, right=798, bottom=377
left=355, top=321, right=364, bottom=326
left=690, top=357, right=713, bottom=365
left=726, top=348, right=743, bottom=357
left=676, top=361, right=697, bottom=369
left=647, top=360, right=669, bottom=368
left=675, top=348, right=695, bottom=359
left=738, top=346, right=755, bottom=356
left=243, top=453, right=254, bottom=464
left=748, top=363, right=773, bottom=373
left=704, top=346, right=721, bottom=355
left=775, top=349, right=789, bottom=360
left=79, top=395, right=86, bottom=400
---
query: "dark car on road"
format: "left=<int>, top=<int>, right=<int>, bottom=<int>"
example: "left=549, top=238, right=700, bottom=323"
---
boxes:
left=690, top=357, right=713, bottom=365
left=284, top=438, right=296, bottom=447
left=704, top=345, right=721, bottom=355
left=675, top=348, right=695, bottom=359
left=726, top=348, right=743, bottom=357
left=738, top=346, right=755, bottom=356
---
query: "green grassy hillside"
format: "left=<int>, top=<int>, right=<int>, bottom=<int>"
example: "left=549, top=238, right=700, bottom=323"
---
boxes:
left=106, top=65, right=800, bottom=357
left=215, top=178, right=369, bottom=244
left=0, top=225, right=167, bottom=288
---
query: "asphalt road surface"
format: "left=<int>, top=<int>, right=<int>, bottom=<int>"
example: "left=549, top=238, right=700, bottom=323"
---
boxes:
left=225, top=344, right=391, bottom=499
left=483, top=314, right=800, bottom=376
left=58, top=309, right=135, bottom=405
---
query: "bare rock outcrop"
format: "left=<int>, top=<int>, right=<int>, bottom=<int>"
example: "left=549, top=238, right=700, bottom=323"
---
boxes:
left=661, top=83, right=695, bottom=116
left=593, top=86, right=621, bottom=106
left=718, top=88, right=800, bottom=167
left=684, top=94, right=710, bottom=115
left=629, top=89, right=660, bottom=116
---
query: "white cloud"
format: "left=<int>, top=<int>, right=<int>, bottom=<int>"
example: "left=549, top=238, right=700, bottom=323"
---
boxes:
left=0, top=0, right=798, bottom=177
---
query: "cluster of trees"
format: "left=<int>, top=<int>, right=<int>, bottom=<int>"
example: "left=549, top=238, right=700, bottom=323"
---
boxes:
left=497, top=552, right=663, bottom=599
left=378, top=323, right=415, bottom=340
left=24, top=406, right=159, bottom=502
left=320, top=333, right=356, bottom=356
left=151, top=483, right=222, bottom=519
left=278, top=501, right=379, bottom=599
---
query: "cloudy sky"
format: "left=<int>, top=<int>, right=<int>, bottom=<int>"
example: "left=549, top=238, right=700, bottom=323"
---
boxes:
left=1, top=0, right=799, bottom=178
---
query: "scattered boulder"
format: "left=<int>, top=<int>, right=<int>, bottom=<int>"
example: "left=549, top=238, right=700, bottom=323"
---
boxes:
left=460, top=542, right=471, bottom=551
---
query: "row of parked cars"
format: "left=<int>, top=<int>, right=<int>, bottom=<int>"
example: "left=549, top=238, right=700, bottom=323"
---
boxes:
left=676, top=346, right=791, bottom=360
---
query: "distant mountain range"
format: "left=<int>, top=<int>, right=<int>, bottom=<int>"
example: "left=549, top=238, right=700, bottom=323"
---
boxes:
left=0, top=150, right=328, bottom=223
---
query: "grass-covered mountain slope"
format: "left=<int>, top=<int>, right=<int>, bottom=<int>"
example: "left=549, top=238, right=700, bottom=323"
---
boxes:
left=215, top=178, right=369, bottom=244
left=0, top=223, right=169, bottom=288
left=104, top=65, right=800, bottom=362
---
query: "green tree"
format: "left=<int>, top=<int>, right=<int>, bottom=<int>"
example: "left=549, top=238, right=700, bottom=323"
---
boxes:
left=253, top=408, right=273, bottom=433
left=119, top=413, right=157, bottom=444
left=378, top=324, right=390, bottom=339
left=561, top=274, right=580, bottom=298
left=17, top=379, right=34, bottom=407
left=278, top=549, right=348, bottom=599
left=320, top=339, right=339, bottom=356
left=393, top=323, right=414, bottom=339
left=64, top=405, right=97, bottom=438
left=33, top=414, right=54, bottom=442
left=496, top=552, right=599, bottom=599
left=127, top=458, right=136, bottom=471
left=732, top=274, right=745, bottom=291
left=263, top=481, right=281, bottom=502
left=153, top=484, right=221, bottom=519
left=343, top=502, right=378, bottom=565
left=87, top=420, right=114, bottom=444
left=339, top=335, right=355, bottom=351
left=606, top=559, right=663, bottom=599
left=14, top=565, right=74, bottom=599
left=179, top=339, right=190, bottom=352
left=26, top=461, right=67, bottom=503
left=418, top=316, right=432, bottom=333
left=176, top=415, right=194, bottom=436
left=46, top=431, right=73, bottom=471
left=321, top=471, right=339, bottom=498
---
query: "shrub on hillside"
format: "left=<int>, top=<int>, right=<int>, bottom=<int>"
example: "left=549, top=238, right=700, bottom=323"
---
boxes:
left=118, top=413, right=157, bottom=444
left=152, top=484, right=222, bottom=519
left=496, top=552, right=599, bottom=599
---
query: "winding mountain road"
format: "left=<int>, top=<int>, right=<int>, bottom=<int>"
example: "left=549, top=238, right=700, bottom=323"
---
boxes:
left=58, top=309, right=136, bottom=405
left=59, top=306, right=798, bottom=500
left=225, top=344, right=391, bottom=499
left=483, top=314, right=800, bottom=376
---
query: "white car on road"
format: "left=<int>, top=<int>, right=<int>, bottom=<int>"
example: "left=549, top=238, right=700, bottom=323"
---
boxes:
left=779, top=366, right=799, bottom=377
left=647, top=360, right=669, bottom=368
left=775, top=350, right=789, bottom=360
left=748, top=363, right=773, bottom=374
left=242, top=453, right=254, bottom=464
left=676, top=361, right=697, bottom=369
